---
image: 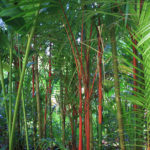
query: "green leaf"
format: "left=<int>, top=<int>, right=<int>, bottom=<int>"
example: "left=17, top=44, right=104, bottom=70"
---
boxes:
left=125, top=95, right=144, bottom=106
left=2, top=62, right=9, bottom=72
left=0, top=4, right=26, bottom=31
left=125, top=1, right=129, bottom=27
left=2, top=16, right=26, bottom=31
left=0, top=7, right=23, bottom=17
left=138, top=32, right=150, bottom=47
left=0, top=30, right=9, bottom=49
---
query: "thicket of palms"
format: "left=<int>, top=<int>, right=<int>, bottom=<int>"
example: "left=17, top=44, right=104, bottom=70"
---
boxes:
left=0, top=0, right=150, bottom=150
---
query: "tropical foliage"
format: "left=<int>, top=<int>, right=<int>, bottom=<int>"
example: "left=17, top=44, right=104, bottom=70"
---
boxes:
left=0, top=0, right=150, bottom=150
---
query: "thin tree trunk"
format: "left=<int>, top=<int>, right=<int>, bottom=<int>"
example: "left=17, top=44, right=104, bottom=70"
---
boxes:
left=97, top=108, right=102, bottom=150
left=8, top=44, right=13, bottom=149
left=84, top=23, right=93, bottom=150
left=17, top=101, right=21, bottom=149
left=43, top=87, right=48, bottom=138
left=78, top=7, right=84, bottom=149
left=78, top=73, right=82, bottom=150
left=85, top=86, right=90, bottom=150
left=97, top=19, right=103, bottom=150
left=110, top=25, right=126, bottom=150
left=21, top=90, right=29, bottom=150
left=17, top=47, right=29, bottom=150
left=35, top=54, right=43, bottom=139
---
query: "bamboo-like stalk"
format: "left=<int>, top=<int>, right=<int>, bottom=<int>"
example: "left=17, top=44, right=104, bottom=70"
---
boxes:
left=59, top=0, right=86, bottom=84
left=61, top=14, right=83, bottom=149
left=97, top=21, right=103, bottom=150
left=84, top=23, right=93, bottom=150
left=21, top=90, right=29, bottom=150
left=97, top=21, right=103, bottom=125
left=35, top=53, right=43, bottom=139
left=9, top=6, right=40, bottom=149
left=18, top=48, right=29, bottom=150
left=78, top=73, right=82, bottom=150
left=8, top=44, right=13, bottom=149
left=60, top=4, right=97, bottom=149
left=78, top=7, right=84, bottom=149
left=110, top=25, right=126, bottom=150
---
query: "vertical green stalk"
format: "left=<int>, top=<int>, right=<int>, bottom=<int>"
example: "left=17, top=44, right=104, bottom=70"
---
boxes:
left=8, top=44, right=13, bottom=149
left=21, top=91, right=29, bottom=150
left=18, top=47, right=29, bottom=150
left=0, top=55, right=8, bottom=123
left=110, top=25, right=126, bottom=150
left=9, top=6, right=40, bottom=150
left=35, top=53, right=43, bottom=139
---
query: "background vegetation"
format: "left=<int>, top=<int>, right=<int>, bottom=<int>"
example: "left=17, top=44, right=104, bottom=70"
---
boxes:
left=0, top=0, right=150, bottom=150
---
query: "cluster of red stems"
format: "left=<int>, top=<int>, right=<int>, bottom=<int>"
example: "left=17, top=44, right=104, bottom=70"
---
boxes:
left=13, top=0, right=143, bottom=149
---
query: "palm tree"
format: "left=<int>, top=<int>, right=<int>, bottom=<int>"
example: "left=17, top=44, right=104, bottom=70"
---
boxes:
left=1, top=0, right=150, bottom=150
